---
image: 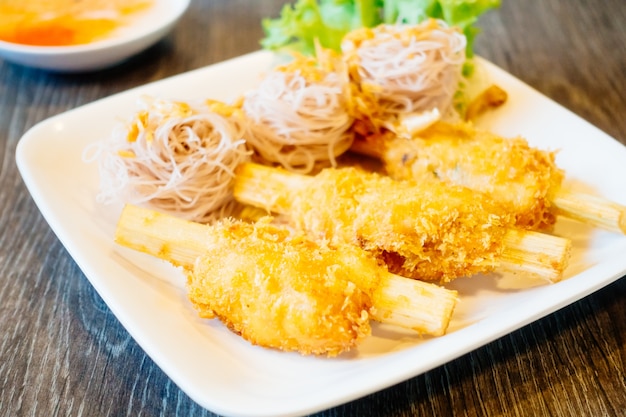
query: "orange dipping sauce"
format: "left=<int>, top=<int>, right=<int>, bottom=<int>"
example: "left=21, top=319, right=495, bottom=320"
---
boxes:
left=0, top=1, right=153, bottom=46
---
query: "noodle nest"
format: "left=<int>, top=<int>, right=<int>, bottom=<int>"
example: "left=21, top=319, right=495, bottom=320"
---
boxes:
left=84, top=97, right=251, bottom=223
left=243, top=55, right=354, bottom=174
left=342, top=19, right=467, bottom=128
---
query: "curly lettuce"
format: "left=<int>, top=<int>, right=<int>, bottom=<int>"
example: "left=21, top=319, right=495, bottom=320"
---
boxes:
left=261, top=0, right=381, bottom=55
left=261, top=0, right=501, bottom=57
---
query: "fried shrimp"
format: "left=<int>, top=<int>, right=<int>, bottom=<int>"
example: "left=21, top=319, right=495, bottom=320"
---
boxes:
left=352, top=120, right=626, bottom=234
left=115, top=205, right=459, bottom=356
left=233, top=163, right=572, bottom=283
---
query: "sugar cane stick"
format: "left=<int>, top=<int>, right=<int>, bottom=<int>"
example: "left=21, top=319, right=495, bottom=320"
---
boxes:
left=552, top=190, right=626, bottom=234
left=500, top=229, right=571, bottom=282
left=233, top=162, right=571, bottom=283
left=115, top=204, right=458, bottom=337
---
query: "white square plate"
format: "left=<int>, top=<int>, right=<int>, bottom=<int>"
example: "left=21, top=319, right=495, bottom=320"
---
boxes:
left=16, top=51, right=626, bottom=417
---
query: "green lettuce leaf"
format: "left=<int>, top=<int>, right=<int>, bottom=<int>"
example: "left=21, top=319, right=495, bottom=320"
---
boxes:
left=390, top=0, right=501, bottom=57
left=261, top=0, right=383, bottom=55
left=261, top=0, right=500, bottom=58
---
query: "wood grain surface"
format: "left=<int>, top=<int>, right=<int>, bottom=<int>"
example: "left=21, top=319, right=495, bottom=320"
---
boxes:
left=1, top=0, right=625, bottom=416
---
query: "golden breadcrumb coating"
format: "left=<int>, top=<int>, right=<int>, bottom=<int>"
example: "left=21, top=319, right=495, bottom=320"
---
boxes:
left=186, top=218, right=377, bottom=356
left=381, top=121, right=565, bottom=230
left=289, top=167, right=513, bottom=283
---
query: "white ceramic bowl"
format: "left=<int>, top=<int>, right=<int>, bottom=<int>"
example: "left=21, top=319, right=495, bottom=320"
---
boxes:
left=0, top=0, right=190, bottom=72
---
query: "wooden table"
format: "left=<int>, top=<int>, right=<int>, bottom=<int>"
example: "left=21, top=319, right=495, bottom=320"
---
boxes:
left=2, top=1, right=625, bottom=416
